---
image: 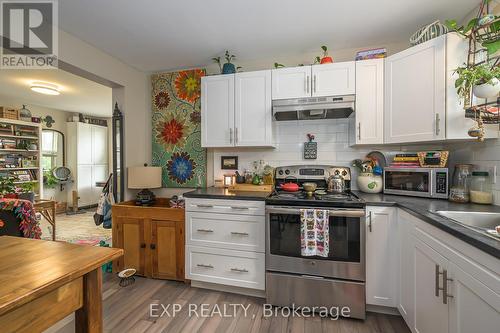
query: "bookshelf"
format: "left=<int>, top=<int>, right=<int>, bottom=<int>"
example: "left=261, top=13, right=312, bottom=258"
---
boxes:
left=0, top=118, right=42, bottom=197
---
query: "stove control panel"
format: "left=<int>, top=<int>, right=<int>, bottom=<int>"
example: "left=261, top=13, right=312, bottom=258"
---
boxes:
left=275, top=165, right=351, bottom=180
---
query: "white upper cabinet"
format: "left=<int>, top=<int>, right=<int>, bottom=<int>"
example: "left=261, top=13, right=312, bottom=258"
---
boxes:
left=234, top=70, right=273, bottom=146
left=385, top=36, right=446, bottom=143
left=365, top=206, right=398, bottom=308
left=271, top=66, right=311, bottom=100
left=271, top=62, right=355, bottom=100
left=354, top=59, right=384, bottom=144
left=201, top=75, right=235, bottom=147
left=311, top=62, right=355, bottom=97
left=201, top=71, right=273, bottom=148
left=91, top=125, right=108, bottom=165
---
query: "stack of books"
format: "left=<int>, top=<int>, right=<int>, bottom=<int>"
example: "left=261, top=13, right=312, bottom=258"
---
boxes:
left=390, top=153, right=421, bottom=168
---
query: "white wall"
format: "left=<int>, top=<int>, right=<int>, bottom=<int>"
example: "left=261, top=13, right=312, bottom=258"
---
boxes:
left=57, top=29, right=149, bottom=200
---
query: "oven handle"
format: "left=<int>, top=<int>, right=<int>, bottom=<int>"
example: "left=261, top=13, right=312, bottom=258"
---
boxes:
left=266, top=207, right=365, bottom=217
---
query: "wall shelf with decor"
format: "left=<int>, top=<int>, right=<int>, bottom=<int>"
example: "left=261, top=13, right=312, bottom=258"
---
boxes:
left=0, top=118, right=42, bottom=198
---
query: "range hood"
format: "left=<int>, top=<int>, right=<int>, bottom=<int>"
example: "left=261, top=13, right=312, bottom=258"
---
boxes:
left=272, top=95, right=355, bottom=121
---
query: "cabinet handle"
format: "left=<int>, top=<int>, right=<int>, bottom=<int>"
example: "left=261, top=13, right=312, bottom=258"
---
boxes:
left=197, top=229, right=214, bottom=233
left=235, top=127, right=238, bottom=144
left=368, top=211, right=372, bottom=232
left=230, top=268, right=249, bottom=273
left=313, top=75, right=317, bottom=93
left=442, top=269, right=454, bottom=304
left=196, top=204, right=213, bottom=208
left=304, top=76, right=308, bottom=93
left=435, top=113, right=440, bottom=136
left=197, top=264, right=214, bottom=269
left=231, top=206, right=249, bottom=210
left=229, top=128, right=233, bottom=144
left=435, top=264, right=441, bottom=297
left=140, top=243, right=146, bottom=249
left=231, top=231, right=249, bottom=236
left=150, top=244, right=156, bottom=250
left=358, top=122, right=361, bottom=141
left=306, top=76, right=310, bottom=93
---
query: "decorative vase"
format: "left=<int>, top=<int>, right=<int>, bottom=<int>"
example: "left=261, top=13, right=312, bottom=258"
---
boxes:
left=222, top=63, right=236, bottom=74
left=357, top=173, right=383, bottom=193
left=472, top=78, right=500, bottom=99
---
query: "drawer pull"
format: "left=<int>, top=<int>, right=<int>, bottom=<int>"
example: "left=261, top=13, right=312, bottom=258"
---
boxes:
left=231, top=206, right=249, bottom=210
left=230, top=268, right=249, bottom=273
left=196, top=204, right=213, bottom=208
left=230, top=231, right=249, bottom=236
left=196, top=264, right=214, bottom=269
left=197, top=229, right=214, bottom=233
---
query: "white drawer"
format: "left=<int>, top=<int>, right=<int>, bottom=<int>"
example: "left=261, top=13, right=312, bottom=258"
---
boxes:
left=186, top=212, right=265, bottom=252
left=185, top=198, right=265, bottom=216
left=186, top=245, right=265, bottom=290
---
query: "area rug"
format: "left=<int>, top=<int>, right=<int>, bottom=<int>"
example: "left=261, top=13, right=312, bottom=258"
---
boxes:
left=151, top=69, right=207, bottom=188
left=39, top=211, right=112, bottom=245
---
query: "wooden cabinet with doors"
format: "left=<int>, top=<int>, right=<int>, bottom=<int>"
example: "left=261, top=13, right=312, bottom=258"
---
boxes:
left=112, top=199, right=185, bottom=281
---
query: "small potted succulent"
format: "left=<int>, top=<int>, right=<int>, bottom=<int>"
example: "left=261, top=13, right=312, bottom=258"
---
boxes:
left=454, top=64, right=500, bottom=102
left=213, top=51, right=241, bottom=74
left=319, top=45, right=333, bottom=64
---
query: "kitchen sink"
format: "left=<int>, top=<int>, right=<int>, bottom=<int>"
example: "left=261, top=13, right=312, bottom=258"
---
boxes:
left=433, top=210, right=500, bottom=239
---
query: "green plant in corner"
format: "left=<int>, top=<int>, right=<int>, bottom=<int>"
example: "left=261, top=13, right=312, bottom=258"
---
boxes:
left=212, top=56, right=222, bottom=73
left=454, top=63, right=500, bottom=103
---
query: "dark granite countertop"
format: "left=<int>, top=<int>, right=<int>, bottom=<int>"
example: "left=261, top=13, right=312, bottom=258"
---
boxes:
left=183, top=187, right=270, bottom=201
left=354, top=191, right=500, bottom=259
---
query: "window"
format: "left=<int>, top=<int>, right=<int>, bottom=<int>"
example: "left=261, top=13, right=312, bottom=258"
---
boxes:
left=42, top=130, right=58, bottom=171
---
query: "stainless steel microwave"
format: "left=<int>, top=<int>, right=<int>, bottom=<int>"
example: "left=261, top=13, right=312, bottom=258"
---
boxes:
left=383, top=167, right=449, bottom=199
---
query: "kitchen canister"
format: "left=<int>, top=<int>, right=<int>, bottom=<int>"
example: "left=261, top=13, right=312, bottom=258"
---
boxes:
left=357, top=173, right=383, bottom=193
left=410, top=20, right=448, bottom=46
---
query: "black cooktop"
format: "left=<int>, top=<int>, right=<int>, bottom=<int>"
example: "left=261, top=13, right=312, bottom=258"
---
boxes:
left=265, top=190, right=365, bottom=208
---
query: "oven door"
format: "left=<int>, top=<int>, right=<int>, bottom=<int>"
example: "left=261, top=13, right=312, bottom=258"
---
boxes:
left=266, top=206, right=365, bottom=282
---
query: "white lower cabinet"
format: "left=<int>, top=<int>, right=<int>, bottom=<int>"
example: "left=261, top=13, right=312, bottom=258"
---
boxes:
left=185, top=198, right=265, bottom=291
left=413, top=237, right=449, bottom=333
left=398, top=209, right=500, bottom=333
left=365, top=206, right=398, bottom=307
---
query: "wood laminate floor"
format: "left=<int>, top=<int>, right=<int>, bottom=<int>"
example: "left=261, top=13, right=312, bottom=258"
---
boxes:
left=100, top=274, right=411, bottom=333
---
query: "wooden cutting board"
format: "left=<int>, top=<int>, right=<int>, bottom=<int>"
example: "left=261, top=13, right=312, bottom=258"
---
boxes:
left=228, top=183, right=273, bottom=192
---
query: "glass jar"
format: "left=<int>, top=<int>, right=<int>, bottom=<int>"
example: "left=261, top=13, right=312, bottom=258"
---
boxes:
left=470, top=171, right=493, bottom=204
left=449, top=164, right=473, bottom=203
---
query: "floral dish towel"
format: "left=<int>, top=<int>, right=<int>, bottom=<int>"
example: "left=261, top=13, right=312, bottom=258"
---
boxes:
left=300, top=209, right=329, bottom=257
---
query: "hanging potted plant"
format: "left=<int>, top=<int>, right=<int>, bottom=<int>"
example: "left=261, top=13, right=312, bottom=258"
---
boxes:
left=454, top=64, right=500, bottom=102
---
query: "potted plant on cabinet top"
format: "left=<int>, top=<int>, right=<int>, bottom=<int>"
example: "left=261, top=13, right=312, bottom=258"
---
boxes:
left=454, top=64, right=500, bottom=102
left=319, top=45, right=333, bottom=64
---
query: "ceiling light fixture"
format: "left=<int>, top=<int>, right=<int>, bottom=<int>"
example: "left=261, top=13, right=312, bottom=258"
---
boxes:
left=30, top=82, right=60, bottom=95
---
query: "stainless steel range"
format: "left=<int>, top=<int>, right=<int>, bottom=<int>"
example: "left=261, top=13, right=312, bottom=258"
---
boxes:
left=265, top=165, right=366, bottom=319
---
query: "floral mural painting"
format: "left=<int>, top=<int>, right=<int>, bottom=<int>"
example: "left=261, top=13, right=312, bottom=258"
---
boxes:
left=152, top=69, right=206, bottom=188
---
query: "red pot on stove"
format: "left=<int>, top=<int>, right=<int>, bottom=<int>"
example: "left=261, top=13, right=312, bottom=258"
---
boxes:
left=280, top=182, right=300, bottom=192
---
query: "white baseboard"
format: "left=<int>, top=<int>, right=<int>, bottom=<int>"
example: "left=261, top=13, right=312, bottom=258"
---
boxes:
left=190, top=280, right=266, bottom=298
left=366, top=304, right=401, bottom=316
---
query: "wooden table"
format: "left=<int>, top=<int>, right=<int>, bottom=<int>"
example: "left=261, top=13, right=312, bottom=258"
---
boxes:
left=34, top=199, right=56, bottom=241
left=0, top=236, right=123, bottom=332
